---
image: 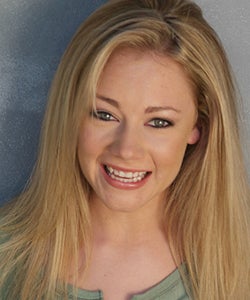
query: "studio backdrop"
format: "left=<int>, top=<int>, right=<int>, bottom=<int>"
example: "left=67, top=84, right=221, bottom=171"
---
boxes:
left=0, top=0, right=249, bottom=204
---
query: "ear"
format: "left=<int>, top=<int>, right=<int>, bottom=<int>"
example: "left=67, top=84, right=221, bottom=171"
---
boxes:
left=187, top=126, right=200, bottom=145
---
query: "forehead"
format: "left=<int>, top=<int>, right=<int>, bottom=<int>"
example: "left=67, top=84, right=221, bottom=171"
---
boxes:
left=96, top=47, right=196, bottom=109
left=100, top=47, right=193, bottom=86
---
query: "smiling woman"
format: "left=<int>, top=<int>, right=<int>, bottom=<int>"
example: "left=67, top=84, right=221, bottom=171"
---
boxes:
left=78, top=48, right=199, bottom=213
left=0, top=0, right=249, bottom=300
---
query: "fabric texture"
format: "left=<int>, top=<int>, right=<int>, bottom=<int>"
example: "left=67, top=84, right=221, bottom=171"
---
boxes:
left=65, top=267, right=190, bottom=300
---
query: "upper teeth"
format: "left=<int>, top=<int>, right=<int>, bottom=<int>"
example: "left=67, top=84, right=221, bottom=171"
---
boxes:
left=106, top=166, right=147, bottom=179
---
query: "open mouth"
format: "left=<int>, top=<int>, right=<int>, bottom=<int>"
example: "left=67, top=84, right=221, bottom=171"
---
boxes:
left=104, top=165, right=150, bottom=183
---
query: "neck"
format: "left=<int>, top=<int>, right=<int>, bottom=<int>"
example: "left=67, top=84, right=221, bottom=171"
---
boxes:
left=89, top=194, right=167, bottom=246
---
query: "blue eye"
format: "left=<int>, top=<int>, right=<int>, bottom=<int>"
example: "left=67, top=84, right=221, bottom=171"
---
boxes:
left=147, top=118, right=172, bottom=128
left=92, top=110, right=116, bottom=121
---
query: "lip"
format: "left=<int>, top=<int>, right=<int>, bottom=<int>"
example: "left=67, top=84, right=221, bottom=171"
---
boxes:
left=103, top=163, right=149, bottom=173
left=100, top=164, right=151, bottom=190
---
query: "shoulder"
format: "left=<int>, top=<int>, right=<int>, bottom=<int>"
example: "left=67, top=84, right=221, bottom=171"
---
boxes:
left=132, top=267, right=191, bottom=300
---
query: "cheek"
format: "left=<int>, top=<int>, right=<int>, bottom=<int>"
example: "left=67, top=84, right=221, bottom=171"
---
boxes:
left=77, top=126, right=97, bottom=173
left=154, top=136, right=188, bottom=172
left=78, top=125, right=100, bottom=157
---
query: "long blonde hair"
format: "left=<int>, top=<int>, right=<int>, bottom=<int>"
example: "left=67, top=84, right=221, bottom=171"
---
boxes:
left=1, top=0, right=249, bottom=299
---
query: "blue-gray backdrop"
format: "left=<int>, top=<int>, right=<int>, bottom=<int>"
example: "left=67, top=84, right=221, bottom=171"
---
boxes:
left=0, top=0, right=249, bottom=205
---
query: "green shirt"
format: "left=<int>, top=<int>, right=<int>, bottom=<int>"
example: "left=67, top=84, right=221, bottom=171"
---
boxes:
left=1, top=266, right=189, bottom=300
left=66, top=267, right=190, bottom=300
left=1, top=231, right=190, bottom=300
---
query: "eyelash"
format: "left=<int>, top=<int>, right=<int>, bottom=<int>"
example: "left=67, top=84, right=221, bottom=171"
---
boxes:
left=147, top=118, right=173, bottom=128
left=91, top=110, right=117, bottom=121
left=91, top=110, right=173, bottom=128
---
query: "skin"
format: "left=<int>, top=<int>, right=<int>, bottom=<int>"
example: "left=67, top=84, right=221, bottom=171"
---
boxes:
left=76, top=48, right=199, bottom=299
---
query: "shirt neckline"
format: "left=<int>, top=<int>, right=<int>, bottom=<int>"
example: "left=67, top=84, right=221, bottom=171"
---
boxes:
left=67, top=265, right=187, bottom=299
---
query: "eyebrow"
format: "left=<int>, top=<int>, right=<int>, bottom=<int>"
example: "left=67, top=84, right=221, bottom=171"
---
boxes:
left=96, top=94, right=181, bottom=114
left=145, top=106, right=181, bottom=114
left=96, top=94, right=119, bottom=108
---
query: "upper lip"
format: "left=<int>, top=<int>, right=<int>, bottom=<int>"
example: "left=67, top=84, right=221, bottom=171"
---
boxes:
left=103, top=163, right=150, bottom=173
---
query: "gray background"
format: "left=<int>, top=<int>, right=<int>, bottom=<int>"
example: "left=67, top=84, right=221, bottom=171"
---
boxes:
left=0, top=0, right=249, bottom=205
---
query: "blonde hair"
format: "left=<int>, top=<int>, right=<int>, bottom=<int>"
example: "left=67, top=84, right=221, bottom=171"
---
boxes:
left=1, top=0, right=249, bottom=299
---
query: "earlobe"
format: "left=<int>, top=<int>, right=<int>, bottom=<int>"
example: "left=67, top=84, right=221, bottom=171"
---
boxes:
left=188, top=126, right=200, bottom=145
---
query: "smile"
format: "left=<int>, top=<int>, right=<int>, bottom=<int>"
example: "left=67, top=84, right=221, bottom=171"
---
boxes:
left=104, top=165, right=148, bottom=183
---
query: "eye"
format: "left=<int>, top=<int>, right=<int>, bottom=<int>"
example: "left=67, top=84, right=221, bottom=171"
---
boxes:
left=147, top=118, right=173, bottom=128
left=91, top=110, right=117, bottom=122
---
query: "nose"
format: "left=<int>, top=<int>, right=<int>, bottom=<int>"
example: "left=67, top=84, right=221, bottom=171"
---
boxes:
left=108, top=123, right=145, bottom=160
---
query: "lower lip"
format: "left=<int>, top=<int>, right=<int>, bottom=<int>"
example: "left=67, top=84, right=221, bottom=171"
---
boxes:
left=101, top=165, right=151, bottom=190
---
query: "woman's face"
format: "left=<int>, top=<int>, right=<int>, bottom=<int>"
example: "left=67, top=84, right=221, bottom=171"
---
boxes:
left=77, top=48, right=199, bottom=213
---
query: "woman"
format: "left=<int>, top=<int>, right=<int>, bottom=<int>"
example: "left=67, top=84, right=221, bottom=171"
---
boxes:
left=0, top=0, right=249, bottom=299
